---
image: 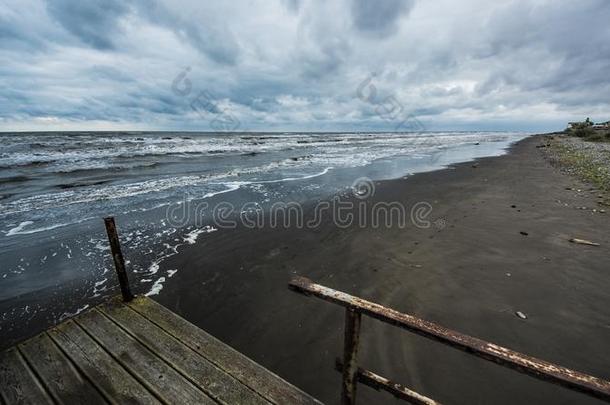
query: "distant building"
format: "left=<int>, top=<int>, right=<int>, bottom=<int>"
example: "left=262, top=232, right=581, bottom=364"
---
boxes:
left=568, top=120, right=609, bottom=130
left=592, top=121, right=610, bottom=129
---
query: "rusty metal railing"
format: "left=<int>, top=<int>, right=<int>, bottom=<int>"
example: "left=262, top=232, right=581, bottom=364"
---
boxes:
left=289, top=276, right=610, bottom=405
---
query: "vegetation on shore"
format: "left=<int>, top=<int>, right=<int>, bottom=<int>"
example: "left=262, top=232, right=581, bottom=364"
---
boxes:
left=546, top=136, right=610, bottom=206
left=565, top=118, right=610, bottom=142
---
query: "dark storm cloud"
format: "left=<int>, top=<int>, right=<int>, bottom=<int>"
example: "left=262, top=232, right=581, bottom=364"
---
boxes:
left=0, top=14, right=35, bottom=46
left=132, top=0, right=241, bottom=65
left=1, top=0, right=610, bottom=131
left=351, top=0, right=414, bottom=37
left=299, top=38, right=351, bottom=79
left=46, top=0, right=128, bottom=49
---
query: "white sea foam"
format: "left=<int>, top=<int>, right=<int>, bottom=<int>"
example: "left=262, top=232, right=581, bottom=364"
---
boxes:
left=92, top=278, right=108, bottom=297
left=183, top=226, right=218, bottom=244
left=58, top=304, right=90, bottom=322
left=148, top=261, right=160, bottom=275
left=145, top=277, right=166, bottom=296
left=1, top=132, right=528, bottom=218
left=0, top=131, right=529, bottom=306
left=6, top=221, right=33, bottom=236
left=4, top=218, right=93, bottom=237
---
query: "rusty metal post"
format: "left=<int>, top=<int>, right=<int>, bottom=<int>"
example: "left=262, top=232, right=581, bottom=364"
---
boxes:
left=341, top=307, right=361, bottom=405
left=104, top=217, right=133, bottom=302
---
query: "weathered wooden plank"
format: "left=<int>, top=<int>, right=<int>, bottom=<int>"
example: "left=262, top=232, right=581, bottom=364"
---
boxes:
left=99, top=299, right=270, bottom=405
left=48, top=319, right=161, bottom=405
left=75, top=308, right=216, bottom=404
left=0, top=347, right=53, bottom=405
left=128, top=297, right=322, bottom=405
left=103, top=217, right=133, bottom=302
left=18, top=333, right=107, bottom=404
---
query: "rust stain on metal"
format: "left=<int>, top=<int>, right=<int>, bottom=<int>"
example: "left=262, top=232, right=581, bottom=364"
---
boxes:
left=335, top=359, right=441, bottom=405
left=289, top=276, right=610, bottom=402
left=341, top=308, right=361, bottom=405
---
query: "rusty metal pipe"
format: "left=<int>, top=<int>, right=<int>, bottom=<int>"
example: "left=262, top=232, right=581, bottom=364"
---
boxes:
left=289, top=276, right=610, bottom=403
left=335, top=359, right=441, bottom=405
left=341, top=308, right=361, bottom=405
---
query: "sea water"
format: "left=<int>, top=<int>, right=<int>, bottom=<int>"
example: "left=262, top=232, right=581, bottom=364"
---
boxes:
left=0, top=131, right=529, bottom=345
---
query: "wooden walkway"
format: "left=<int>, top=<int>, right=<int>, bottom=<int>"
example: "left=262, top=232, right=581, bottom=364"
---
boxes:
left=0, top=296, right=322, bottom=405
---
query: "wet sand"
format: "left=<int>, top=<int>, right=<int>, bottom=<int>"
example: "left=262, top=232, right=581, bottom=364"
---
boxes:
left=147, top=135, right=609, bottom=404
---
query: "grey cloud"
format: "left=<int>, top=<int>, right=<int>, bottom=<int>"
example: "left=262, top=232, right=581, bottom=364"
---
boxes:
left=2, top=0, right=610, bottom=131
left=351, top=0, right=414, bottom=38
left=133, top=0, right=240, bottom=65
left=0, top=15, right=39, bottom=48
left=87, top=66, right=134, bottom=83
left=46, top=0, right=128, bottom=49
left=281, top=0, right=301, bottom=14
left=182, top=25, right=239, bottom=66
left=299, top=38, right=351, bottom=79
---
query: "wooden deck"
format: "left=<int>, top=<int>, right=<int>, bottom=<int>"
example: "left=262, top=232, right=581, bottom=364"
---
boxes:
left=0, top=296, right=322, bottom=405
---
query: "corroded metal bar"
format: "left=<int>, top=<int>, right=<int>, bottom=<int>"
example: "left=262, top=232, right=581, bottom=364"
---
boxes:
left=104, top=217, right=133, bottom=302
left=341, top=308, right=361, bottom=405
left=335, top=359, right=441, bottom=405
left=289, top=276, right=610, bottom=402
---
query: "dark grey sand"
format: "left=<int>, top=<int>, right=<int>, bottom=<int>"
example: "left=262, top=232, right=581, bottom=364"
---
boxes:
left=136, top=135, right=609, bottom=404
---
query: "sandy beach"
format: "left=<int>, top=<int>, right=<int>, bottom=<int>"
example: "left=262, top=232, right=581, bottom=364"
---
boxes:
left=147, top=134, right=610, bottom=404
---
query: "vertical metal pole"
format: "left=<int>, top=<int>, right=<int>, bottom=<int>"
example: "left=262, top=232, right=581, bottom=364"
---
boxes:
left=104, top=217, right=133, bottom=302
left=341, top=307, right=361, bottom=405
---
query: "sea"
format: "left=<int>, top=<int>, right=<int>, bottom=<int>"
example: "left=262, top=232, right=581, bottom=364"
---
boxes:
left=0, top=131, right=530, bottom=346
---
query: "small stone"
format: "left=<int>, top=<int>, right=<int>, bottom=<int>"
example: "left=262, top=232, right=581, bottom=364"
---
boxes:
left=506, top=273, right=511, bottom=277
left=600, top=209, right=606, bottom=213
left=520, top=231, right=529, bottom=236
left=516, top=311, right=527, bottom=319
left=511, top=205, right=517, bottom=208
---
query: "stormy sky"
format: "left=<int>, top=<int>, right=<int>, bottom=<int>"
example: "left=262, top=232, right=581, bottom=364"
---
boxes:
left=1, top=0, right=609, bottom=132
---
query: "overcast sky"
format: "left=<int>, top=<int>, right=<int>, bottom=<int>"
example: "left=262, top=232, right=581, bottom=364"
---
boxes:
left=1, top=0, right=609, bottom=132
